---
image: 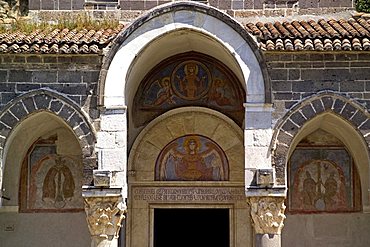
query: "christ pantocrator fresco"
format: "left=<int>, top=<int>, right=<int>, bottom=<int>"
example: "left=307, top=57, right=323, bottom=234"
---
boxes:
left=134, top=52, right=245, bottom=128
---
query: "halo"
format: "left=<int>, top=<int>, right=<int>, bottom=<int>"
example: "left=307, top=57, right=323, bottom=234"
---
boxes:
left=183, top=135, right=201, bottom=152
left=184, top=62, right=199, bottom=75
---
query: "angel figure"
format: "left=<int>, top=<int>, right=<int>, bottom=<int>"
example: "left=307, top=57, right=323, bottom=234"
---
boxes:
left=158, top=135, right=227, bottom=181
left=152, top=77, right=175, bottom=106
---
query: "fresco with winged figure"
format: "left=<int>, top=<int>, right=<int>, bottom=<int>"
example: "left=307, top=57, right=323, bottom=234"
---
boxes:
left=133, top=52, right=245, bottom=127
left=155, top=135, right=229, bottom=181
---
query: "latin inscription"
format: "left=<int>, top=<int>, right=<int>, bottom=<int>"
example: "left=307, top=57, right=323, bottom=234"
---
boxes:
left=133, top=187, right=245, bottom=202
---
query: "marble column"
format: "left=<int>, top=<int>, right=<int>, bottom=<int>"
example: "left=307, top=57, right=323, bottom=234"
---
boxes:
left=249, top=196, right=286, bottom=247
left=83, top=188, right=126, bottom=247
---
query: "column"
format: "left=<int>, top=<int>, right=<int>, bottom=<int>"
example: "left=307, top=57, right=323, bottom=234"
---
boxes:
left=83, top=188, right=126, bottom=247
left=244, top=103, right=287, bottom=247
left=249, top=196, right=286, bottom=247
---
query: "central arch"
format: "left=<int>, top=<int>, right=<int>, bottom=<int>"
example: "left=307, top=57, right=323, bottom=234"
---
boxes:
left=99, top=1, right=270, bottom=109
left=127, top=107, right=249, bottom=247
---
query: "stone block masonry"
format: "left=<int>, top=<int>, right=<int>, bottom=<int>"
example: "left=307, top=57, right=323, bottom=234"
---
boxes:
left=0, top=54, right=102, bottom=121
left=267, top=52, right=370, bottom=124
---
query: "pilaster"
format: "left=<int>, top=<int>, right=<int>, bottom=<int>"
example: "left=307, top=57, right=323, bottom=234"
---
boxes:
left=96, top=106, right=127, bottom=192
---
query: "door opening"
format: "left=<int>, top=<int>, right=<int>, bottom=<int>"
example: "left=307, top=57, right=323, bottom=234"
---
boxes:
left=154, top=208, right=229, bottom=247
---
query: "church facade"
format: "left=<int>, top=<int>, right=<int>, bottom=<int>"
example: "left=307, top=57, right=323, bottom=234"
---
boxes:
left=0, top=1, right=370, bottom=246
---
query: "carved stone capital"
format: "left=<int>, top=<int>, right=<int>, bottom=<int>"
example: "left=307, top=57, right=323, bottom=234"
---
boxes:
left=84, top=196, right=126, bottom=240
left=248, top=196, right=286, bottom=235
left=0, top=0, right=20, bottom=21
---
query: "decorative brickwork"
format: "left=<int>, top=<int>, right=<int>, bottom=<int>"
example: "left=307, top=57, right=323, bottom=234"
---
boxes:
left=0, top=89, right=97, bottom=185
left=272, top=91, right=370, bottom=185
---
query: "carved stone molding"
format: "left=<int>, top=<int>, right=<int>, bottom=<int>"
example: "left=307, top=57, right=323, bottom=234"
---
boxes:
left=248, top=196, right=286, bottom=235
left=84, top=196, right=126, bottom=240
left=0, top=0, right=20, bottom=21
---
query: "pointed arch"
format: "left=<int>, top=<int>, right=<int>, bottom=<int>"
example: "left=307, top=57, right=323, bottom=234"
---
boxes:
left=272, top=91, right=370, bottom=188
left=0, top=89, right=97, bottom=191
left=0, top=89, right=96, bottom=155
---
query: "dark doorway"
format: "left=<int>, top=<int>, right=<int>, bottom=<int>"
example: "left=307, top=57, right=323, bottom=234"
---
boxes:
left=154, top=208, right=229, bottom=247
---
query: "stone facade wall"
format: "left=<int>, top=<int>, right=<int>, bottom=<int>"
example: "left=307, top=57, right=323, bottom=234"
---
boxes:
left=267, top=52, right=370, bottom=124
left=27, top=0, right=354, bottom=12
left=0, top=54, right=102, bottom=121
left=29, top=0, right=85, bottom=10
left=119, top=0, right=353, bottom=10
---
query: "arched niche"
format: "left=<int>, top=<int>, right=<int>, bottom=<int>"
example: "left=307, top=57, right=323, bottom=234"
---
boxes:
left=288, top=129, right=361, bottom=213
left=0, top=111, right=90, bottom=247
left=100, top=2, right=270, bottom=110
left=286, top=113, right=369, bottom=208
left=2, top=111, right=83, bottom=210
left=128, top=107, right=244, bottom=183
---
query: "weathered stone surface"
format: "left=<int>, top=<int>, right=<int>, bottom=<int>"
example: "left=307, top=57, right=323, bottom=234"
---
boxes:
left=300, top=104, right=316, bottom=120
left=290, top=111, right=306, bottom=126
left=249, top=196, right=286, bottom=234
left=50, top=100, right=64, bottom=113
left=281, top=119, right=298, bottom=135
left=84, top=195, right=126, bottom=241
left=351, top=110, right=368, bottom=128
left=341, top=103, right=357, bottom=120
left=333, top=98, right=346, bottom=114
left=311, top=99, right=324, bottom=113
left=321, top=96, right=334, bottom=110
left=34, top=94, right=52, bottom=109
left=22, top=97, right=36, bottom=113
left=58, top=104, right=75, bottom=120
left=1, top=111, right=18, bottom=128
left=9, top=102, right=28, bottom=120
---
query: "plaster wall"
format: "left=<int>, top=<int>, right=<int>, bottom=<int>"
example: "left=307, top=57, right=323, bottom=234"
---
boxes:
left=0, top=112, right=89, bottom=247
left=283, top=213, right=370, bottom=247
left=0, top=212, right=90, bottom=247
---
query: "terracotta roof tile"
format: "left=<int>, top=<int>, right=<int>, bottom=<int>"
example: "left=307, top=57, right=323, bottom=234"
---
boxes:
left=0, top=24, right=124, bottom=54
left=2, top=17, right=370, bottom=54
left=246, top=17, right=370, bottom=51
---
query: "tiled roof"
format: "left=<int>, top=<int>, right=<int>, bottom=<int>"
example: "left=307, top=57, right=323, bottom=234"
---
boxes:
left=1, top=17, right=370, bottom=53
left=0, top=24, right=124, bottom=54
left=245, top=17, right=370, bottom=51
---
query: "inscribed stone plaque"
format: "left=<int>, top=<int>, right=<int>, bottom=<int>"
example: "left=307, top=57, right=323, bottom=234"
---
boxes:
left=133, top=187, right=245, bottom=203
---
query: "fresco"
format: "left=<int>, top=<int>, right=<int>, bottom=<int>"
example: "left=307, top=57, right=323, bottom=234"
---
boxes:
left=289, top=148, right=355, bottom=213
left=20, top=144, right=83, bottom=211
left=134, top=52, right=245, bottom=127
left=155, top=135, right=229, bottom=181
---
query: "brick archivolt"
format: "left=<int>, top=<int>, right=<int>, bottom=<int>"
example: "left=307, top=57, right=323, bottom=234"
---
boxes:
left=0, top=89, right=97, bottom=185
left=272, top=91, right=370, bottom=185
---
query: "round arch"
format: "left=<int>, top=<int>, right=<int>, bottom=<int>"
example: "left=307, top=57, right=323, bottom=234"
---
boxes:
left=272, top=91, right=370, bottom=207
left=128, top=106, right=244, bottom=182
left=99, top=1, right=270, bottom=108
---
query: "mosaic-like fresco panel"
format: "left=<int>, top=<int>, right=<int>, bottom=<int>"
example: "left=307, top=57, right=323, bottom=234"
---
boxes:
left=289, top=148, right=357, bottom=213
left=20, top=140, right=83, bottom=212
left=134, top=52, right=245, bottom=127
left=155, top=135, right=229, bottom=181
